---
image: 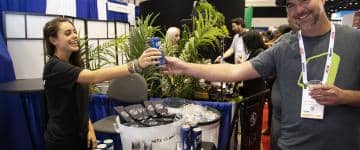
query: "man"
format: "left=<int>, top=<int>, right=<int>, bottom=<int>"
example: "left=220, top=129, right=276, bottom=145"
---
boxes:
left=215, top=18, right=248, bottom=64
left=162, top=0, right=360, bottom=149
left=265, top=18, right=300, bottom=150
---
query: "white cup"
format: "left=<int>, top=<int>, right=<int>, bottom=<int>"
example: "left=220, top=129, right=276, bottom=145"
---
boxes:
left=306, top=80, right=322, bottom=89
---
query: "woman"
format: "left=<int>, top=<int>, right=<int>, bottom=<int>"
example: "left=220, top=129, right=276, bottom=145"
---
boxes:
left=165, top=26, right=181, bottom=47
left=42, top=17, right=160, bottom=150
left=238, top=30, right=267, bottom=97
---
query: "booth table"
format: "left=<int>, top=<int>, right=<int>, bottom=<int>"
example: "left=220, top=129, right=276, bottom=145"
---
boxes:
left=0, top=78, right=45, bottom=150
left=89, top=94, right=233, bottom=150
left=0, top=78, right=44, bottom=93
left=0, top=83, right=233, bottom=150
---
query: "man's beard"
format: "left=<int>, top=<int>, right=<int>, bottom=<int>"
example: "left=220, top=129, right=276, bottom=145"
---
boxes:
left=296, top=7, right=323, bottom=31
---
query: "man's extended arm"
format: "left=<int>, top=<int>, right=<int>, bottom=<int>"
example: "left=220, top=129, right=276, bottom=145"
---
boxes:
left=164, top=57, right=261, bottom=82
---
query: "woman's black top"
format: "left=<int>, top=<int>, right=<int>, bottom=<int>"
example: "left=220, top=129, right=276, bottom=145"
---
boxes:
left=43, top=56, right=89, bottom=149
left=239, top=48, right=267, bottom=97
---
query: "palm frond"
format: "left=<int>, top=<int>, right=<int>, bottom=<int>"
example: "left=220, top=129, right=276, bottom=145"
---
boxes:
left=159, top=1, right=229, bottom=99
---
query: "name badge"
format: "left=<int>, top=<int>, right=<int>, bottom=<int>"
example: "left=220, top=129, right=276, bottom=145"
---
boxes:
left=300, top=88, right=324, bottom=119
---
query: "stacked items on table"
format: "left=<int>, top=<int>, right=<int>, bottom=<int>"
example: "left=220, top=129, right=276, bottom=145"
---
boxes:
left=114, top=101, right=181, bottom=127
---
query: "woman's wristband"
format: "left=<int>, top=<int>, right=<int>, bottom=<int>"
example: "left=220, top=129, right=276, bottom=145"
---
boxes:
left=127, top=60, right=143, bottom=73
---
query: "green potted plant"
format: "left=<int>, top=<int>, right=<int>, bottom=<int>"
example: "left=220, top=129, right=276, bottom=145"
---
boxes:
left=87, top=0, right=229, bottom=99
left=159, top=1, right=229, bottom=99
left=78, top=33, right=129, bottom=94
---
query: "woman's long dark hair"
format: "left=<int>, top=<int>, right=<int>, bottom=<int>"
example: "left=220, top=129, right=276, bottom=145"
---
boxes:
left=243, top=30, right=268, bottom=52
left=43, top=17, right=83, bottom=67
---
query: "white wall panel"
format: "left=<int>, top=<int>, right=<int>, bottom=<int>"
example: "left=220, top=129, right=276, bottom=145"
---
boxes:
left=246, top=0, right=276, bottom=7
left=87, top=21, right=108, bottom=38
left=125, top=23, right=130, bottom=34
left=97, top=0, right=108, bottom=20
left=116, top=22, right=126, bottom=35
left=252, top=17, right=288, bottom=27
left=7, top=40, right=44, bottom=79
left=26, top=15, right=55, bottom=38
left=73, top=19, right=86, bottom=38
left=108, top=22, right=116, bottom=38
left=5, top=14, right=26, bottom=38
left=46, top=0, right=76, bottom=17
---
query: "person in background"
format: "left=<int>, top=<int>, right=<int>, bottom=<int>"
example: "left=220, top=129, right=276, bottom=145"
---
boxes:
left=162, top=0, right=360, bottom=149
left=238, top=30, right=267, bottom=97
left=263, top=30, right=276, bottom=46
left=272, top=23, right=297, bottom=44
left=164, top=26, right=181, bottom=56
left=42, top=17, right=161, bottom=150
left=214, top=17, right=248, bottom=64
left=165, top=26, right=181, bottom=48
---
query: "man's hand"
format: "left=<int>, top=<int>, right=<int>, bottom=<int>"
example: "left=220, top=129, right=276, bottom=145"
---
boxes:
left=161, top=57, right=187, bottom=75
left=309, top=84, right=345, bottom=106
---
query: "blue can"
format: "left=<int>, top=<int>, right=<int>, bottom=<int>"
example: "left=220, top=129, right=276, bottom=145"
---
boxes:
left=188, top=121, right=198, bottom=147
left=149, top=37, right=165, bottom=66
left=149, top=37, right=161, bottom=49
left=192, top=127, right=202, bottom=150
left=181, top=124, right=191, bottom=150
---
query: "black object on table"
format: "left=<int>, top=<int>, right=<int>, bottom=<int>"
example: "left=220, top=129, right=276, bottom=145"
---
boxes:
left=0, top=78, right=45, bottom=150
left=93, top=73, right=148, bottom=134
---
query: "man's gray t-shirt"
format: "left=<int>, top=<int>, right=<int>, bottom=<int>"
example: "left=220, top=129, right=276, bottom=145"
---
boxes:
left=250, top=24, right=360, bottom=150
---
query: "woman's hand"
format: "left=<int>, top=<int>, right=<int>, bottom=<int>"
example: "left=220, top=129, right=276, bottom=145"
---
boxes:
left=87, top=121, right=97, bottom=149
left=137, top=48, right=162, bottom=69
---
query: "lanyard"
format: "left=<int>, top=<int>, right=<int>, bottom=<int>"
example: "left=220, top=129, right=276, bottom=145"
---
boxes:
left=298, top=24, right=336, bottom=85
